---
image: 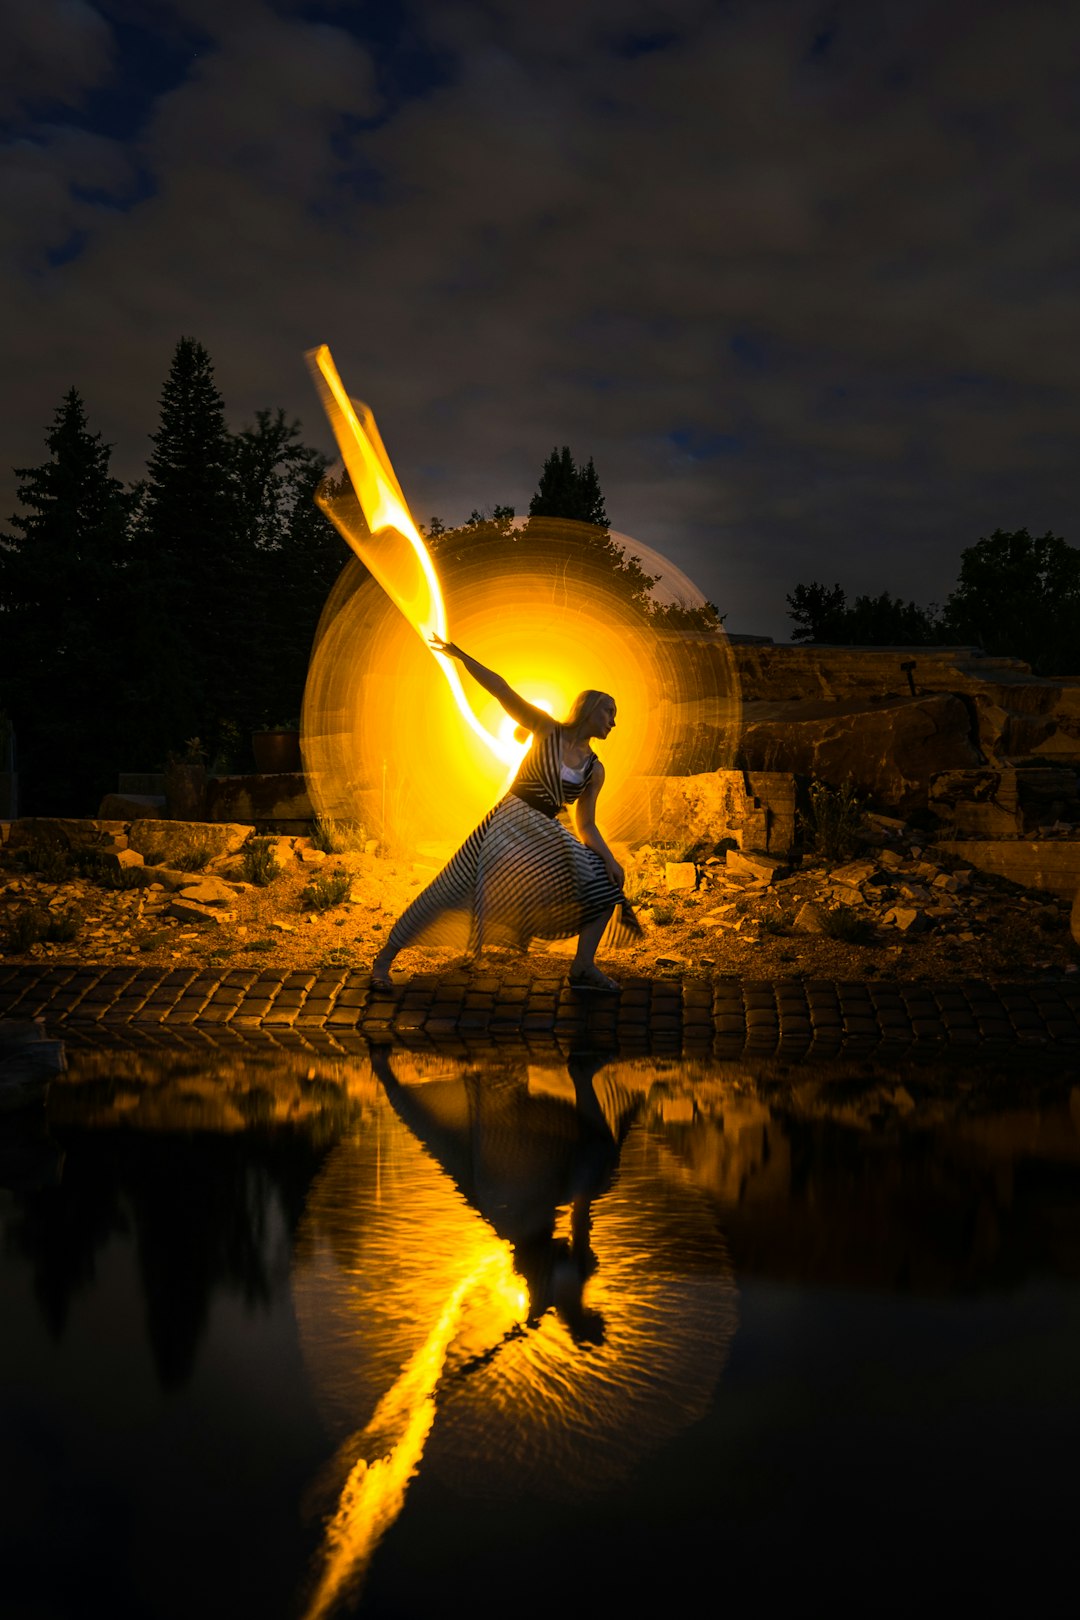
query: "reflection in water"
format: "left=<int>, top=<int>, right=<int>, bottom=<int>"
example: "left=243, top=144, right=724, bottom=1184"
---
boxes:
left=4, top=1045, right=1080, bottom=1618
left=294, top=1050, right=738, bottom=1616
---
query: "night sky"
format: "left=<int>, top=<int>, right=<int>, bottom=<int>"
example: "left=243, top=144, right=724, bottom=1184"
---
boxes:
left=3, top=0, right=1078, bottom=640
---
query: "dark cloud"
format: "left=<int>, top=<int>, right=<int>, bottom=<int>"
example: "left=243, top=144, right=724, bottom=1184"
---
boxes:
left=2, top=0, right=1078, bottom=637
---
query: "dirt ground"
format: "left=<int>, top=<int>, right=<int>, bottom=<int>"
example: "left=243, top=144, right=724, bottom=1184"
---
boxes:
left=2, top=835, right=1077, bottom=984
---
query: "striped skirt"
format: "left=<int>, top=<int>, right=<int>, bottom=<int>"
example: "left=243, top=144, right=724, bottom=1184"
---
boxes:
left=384, top=795, right=638, bottom=958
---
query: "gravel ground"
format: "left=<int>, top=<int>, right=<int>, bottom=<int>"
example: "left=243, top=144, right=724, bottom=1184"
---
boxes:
left=2, top=833, right=1076, bottom=984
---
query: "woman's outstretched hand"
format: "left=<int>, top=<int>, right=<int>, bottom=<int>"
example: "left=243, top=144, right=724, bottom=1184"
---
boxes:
left=429, top=634, right=459, bottom=658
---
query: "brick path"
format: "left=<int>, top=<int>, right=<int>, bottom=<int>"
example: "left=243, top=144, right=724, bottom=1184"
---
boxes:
left=2, top=962, right=1079, bottom=1053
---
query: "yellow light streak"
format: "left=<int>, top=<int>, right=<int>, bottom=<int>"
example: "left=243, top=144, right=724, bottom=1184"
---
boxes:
left=308, top=345, right=527, bottom=770
left=301, top=1247, right=526, bottom=1620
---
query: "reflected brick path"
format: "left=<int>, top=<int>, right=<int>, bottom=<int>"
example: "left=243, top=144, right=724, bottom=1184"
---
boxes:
left=2, top=963, right=1079, bottom=1053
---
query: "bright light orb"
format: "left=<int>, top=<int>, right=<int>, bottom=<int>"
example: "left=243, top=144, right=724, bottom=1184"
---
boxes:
left=301, top=349, right=741, bottom=856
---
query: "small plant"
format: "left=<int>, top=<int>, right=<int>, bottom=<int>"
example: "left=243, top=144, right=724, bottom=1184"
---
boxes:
left=5, top=906, right=81, bottom=951
left=311, top=816, right=366, bottom=854
left=19, top=841, right=72, bottom=883
left=241, top=838, right=280, bottom=886
left=651, top=905, right=675, bottom=927
left=802, top=778, right=864, bottom=864
left=301, top=870, right=352, bottom=912
left=820, top=906, right=876, bottom=944
left=171, top=844, right=214, bottom=873
left=242, top=936, right=277, bottom=952
left=761, top=914, right=788, bottom=935
left=319, top=944, right=353, bottom=968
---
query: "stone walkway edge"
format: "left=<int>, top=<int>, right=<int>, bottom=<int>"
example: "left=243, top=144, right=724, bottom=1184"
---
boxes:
left=2, top=963, right=1079, bottom=1054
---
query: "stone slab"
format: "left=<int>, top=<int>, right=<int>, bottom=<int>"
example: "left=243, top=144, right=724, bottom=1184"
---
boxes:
left=933, top=839, right=1080, bottom=900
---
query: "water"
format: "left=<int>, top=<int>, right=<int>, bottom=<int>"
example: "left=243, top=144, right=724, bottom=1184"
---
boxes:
left=2, top=1042, right=1079, bottom=1618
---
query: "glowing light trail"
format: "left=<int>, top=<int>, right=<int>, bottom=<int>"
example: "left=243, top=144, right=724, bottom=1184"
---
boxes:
left=308, top=345, right=528, bottom=770
left=301, top=1247, right=527, bottom=1620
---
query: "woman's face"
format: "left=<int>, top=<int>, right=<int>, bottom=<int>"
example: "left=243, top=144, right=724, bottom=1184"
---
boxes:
left=589, top=696, right=617, bottom=739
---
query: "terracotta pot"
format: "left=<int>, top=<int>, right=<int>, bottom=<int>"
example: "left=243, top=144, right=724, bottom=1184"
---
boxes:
left=252, top=730, right=302, bottom=774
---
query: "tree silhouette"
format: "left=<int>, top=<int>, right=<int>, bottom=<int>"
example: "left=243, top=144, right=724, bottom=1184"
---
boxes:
left=941, top=528, right=1080, bottom=675
left=0, top=388, right=132, bottom=811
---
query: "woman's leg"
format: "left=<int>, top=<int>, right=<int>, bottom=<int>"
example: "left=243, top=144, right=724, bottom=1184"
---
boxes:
left=570, top=905, right=618, bottom=985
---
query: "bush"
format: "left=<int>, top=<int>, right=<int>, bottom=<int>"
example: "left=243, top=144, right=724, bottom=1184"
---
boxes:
left=310, top=817, right=366, bottom=854
left=5, top=906, right=81, bottom=952
left=820, top=906, right=876, bottom=944
left=802, top=779, right=863, bottom=863
left=241, top=837, right=279, bottom=887
left=300, top=870, right=352, bottom=912
left=18, top=841, right=72, bottom=883
left=171, top=844, right=214, bottom=872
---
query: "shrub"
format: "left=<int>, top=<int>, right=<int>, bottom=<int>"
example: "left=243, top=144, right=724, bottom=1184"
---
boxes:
left=802, top=779, right=864, bottom=863
left=19, top=841, right=72, bottom=883
left=650, top=905, right=675, bottom=927
left=311, top=817, right=366, bottom=854
left=241, top=837, right=279, bottom=887
left=171, top=844, right=214, bottom=872
left=5, top=906, right=81, bottom=952
left=820, top=906, right=876, bottom=944
left=301, top=870, right=352, bottom=912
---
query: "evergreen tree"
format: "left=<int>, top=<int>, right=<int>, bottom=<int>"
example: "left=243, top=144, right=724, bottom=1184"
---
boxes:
left=127, top=337, right=237, bottom=762
left=529, top=446, right=609, bottom=529
left=0, top=389, right=131, bottom=811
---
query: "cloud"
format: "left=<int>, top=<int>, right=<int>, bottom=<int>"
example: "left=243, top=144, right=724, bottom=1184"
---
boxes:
left=0, top=0, right=115, bottom=119
left=2, top=0, right=1079, bottom=638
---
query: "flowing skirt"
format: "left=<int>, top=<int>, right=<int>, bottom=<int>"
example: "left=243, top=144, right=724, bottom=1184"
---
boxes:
left=384, top=795, right=639, bottom=958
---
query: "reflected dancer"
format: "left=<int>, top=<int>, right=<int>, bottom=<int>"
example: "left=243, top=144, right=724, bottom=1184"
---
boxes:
left=295, top=1050, right=737, bottom=1617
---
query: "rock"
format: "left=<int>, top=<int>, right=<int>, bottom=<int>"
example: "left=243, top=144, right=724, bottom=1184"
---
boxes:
left=649, top=769, right=796, bottom=857
left=793, top=901, right=828, bottom=934
left=1070, top=887, right=1080, bottom=946
left=165, top=897, right=227, bottom=926
left=298, top=847, right=327, bottom=866
left=270, top=919, right=296, bottom=933
left=178, top=876, right=239, bottom=907
left=932, top=838, right=1080, bottom=901
left=883, top=906, right=925, bottom=933
left=7, top=817, right=129, bottom=854
left=205, top=773, right=314, bottom=824
left=664, top=861, right=697, bottom=891
left=128, top=820, right=252, bottom=865
left=98, top=793, right=166, bottom=821
left=99, top=847, right=145, bottom=873
left=130, top=865, right=209, bottom=892
left=726, top=849, right=786, bottom=884
left=878, top=848, right=904, bottom=870
left=655, top=954, right=687, bottom=969
left=828, top=860, right=878, bottom=888
left=738, top=692, right=981, bottom=813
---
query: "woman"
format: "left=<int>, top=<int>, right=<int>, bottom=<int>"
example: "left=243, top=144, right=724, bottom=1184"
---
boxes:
left=370, top=636, right=639, bottom=992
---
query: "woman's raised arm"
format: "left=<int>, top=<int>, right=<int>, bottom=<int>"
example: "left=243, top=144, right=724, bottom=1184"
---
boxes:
left=429, top=637, right=555, bottom=736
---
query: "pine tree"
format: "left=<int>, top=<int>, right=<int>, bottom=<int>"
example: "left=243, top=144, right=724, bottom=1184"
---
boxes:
left=575, top=456, right=609, bottom=531
left=0, top=389, right=131, bottom=811
left=128, top=337, right=238, bottom=760
left=528, top=446, right=581, bottom=521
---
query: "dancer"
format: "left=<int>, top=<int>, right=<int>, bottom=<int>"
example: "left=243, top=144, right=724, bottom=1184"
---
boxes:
left=370, top=637, right=639, bottom=991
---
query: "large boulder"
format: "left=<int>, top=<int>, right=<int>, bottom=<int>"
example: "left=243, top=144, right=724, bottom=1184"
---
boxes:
left=205, top=773, right=314, bottom=824
left=6, top=817, right=129, bottom=853
left=127, top=819, right=252, bottom=865
left=647, top=769, right=797, bottom=856
left=737, top=693, right=980, bottom=813
left=933, top=837, right=1080, bottom=901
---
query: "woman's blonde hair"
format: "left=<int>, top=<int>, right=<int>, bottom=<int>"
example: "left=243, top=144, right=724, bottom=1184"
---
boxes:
left=564, top=689, right=612, bottom=730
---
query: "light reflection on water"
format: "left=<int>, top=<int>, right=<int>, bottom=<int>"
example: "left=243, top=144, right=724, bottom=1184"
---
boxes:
left=1, top=1042, right=1079, bottom=1618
